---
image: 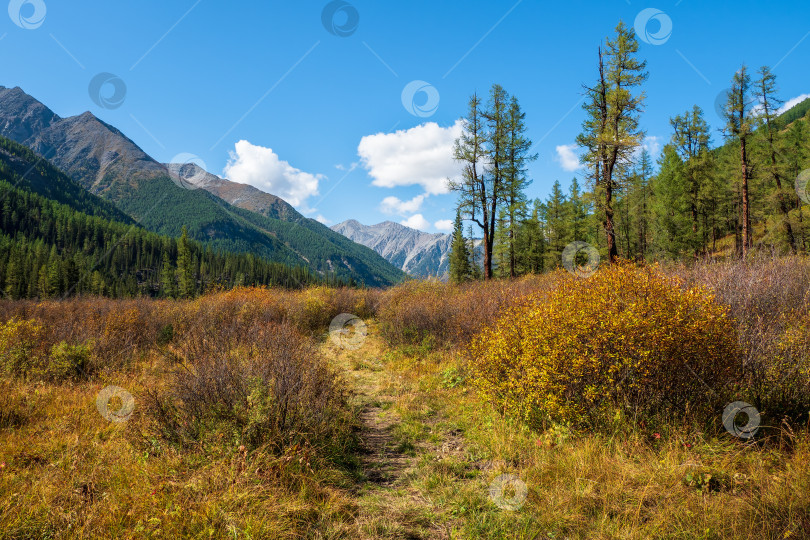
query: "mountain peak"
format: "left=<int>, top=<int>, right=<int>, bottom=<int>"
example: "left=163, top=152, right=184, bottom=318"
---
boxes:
left=332, top=219, right=451, bottom=278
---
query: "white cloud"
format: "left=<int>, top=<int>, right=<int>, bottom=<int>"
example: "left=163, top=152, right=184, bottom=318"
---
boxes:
left=555, top=144, right=583, bottom=172
left=315, top=215, right=330, bottom=225
left=380, top=194, right=426, bottom=215
left=401, top=214, right=431, bottom=231
left=641, top=136, right=661, bottom=159
left=357, top=120, right=464, bottom=195
left=780, top=93, right=810, bottom=114
left=434, top=219, right=453, bottom=232
left=223, top=140, right=323, bottom=208
left=334, top=162, right=358, bottom=172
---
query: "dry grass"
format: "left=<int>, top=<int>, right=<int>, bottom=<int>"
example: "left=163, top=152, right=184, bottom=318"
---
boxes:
left=375, top=344, right=810, bottom=539
left=1, top=258, right=810, bottom=538
left=0, top=287, right=376, bottom=538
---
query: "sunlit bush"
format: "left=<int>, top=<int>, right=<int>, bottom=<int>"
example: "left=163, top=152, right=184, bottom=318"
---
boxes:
left=470, top=263, right=740, bottom=429
left=46, top=341, right=92, bottom=381
left=0, top=317, right=44, bottom=378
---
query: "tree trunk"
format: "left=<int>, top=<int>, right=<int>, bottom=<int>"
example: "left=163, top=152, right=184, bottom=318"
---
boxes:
left=740, top=136, right=751, bottom=257
left=605, top=177, right=617, bottom=263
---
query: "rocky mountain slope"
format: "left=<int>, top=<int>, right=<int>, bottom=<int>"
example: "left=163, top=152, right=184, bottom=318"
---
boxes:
left=332, top=220, right=452, bottom=278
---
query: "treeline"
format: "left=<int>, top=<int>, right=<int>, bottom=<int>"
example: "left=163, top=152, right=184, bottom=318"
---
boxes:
left=0, top=181, right=329, bottom=299
left=450, top=22, right=810, bottom=282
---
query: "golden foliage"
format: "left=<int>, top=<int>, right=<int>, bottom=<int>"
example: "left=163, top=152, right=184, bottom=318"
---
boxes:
left=469, top=263, right=740, bottom=428
left=0, top=317, right=44, bottom=378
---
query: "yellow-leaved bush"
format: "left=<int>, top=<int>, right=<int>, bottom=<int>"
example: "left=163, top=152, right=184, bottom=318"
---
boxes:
left=470, top=263, right=740, bottom=429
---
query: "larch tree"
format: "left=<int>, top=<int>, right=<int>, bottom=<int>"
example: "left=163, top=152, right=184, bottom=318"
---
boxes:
left=450, top=93, right=496, bottom=279
left=724, top=65, right=754, bottom=257
left=578, top=22, right=648, bottom=263
left=502, top=95, right=536, bottom=277
left=754, top=65, right=796, bottom=252
left=480, top=84, right=510, bottom=279
left=670, top=105, right=711, bottom=256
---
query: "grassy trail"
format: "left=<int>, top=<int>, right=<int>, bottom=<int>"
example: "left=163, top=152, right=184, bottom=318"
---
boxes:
left=325, top=324, right=462, bottom=539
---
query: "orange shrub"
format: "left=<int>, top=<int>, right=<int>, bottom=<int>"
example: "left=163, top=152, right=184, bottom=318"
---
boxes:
left=377, top=274, right=559, bottom=347
left=469, top=263, right=740, bottom=429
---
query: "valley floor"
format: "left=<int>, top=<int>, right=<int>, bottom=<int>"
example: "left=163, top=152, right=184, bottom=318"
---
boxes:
left=324, top=328, right=810, bottom=540
left=2, top=313, right=810, bottom=539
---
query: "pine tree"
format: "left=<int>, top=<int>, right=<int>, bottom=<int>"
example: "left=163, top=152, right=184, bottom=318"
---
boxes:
left=448, top=210, right=473, bottom=284
left=176, top=226, right=195, bottom=298
left=754, top=65, right=796, bottom=252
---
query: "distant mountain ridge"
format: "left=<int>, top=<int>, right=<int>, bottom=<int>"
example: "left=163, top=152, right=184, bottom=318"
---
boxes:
left=331, top=220, right=452, bottom=278
left=166, top=163, right=303, bottom=222
left=0, top=85, right=404, bottom=286
left=166, top=162, right=406, bottom=285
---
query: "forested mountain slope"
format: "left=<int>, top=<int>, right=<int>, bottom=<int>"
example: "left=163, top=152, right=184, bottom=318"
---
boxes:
left=0, top=86, right=404, bottom=286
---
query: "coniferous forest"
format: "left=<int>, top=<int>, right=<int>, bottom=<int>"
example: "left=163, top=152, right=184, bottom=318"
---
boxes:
left=449, top=23, right=810, bottom=283
left=0, top=138, right=326, bottom=298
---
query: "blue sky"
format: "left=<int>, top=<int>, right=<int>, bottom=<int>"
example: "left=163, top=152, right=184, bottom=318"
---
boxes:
left=2, top=0, right=809, bottom=232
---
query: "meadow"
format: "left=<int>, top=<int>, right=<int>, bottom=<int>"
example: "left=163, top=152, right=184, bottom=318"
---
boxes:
left=1, top=257, right=810, bottom=539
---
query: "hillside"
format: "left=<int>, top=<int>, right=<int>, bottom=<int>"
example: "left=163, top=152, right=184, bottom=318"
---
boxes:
left=0, top=137, right=318, bottom=298
left=167, top=163, right=406, bottom=286
left=0, top=136, right=133, bottom=224
left=0, top=86, right=404, bottom=287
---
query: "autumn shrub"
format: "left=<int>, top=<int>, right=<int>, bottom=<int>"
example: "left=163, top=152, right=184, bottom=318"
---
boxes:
left=678, top=256, right=810, bottom=418
left=46, top=341, right=92, bottom=381
left=176, top=286, right=378, bottom=339
left=0, top=317, right=45, bottom=378
left=470, top=263, right=740, bottom=430
left=377, top=273, right=559, bottom=348
left=0, top=297, right=168, bottom=374
left=144, top=318, right=355, bottom=458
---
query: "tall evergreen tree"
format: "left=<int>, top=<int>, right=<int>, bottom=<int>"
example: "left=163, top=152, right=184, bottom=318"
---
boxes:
left=502, top=95, right=536, bottom=277
left=451, top=93, right=495, bottom=279
left=449, top=210, right=473, bottom=284
left=724, top=64, right=754, bottom=257
left=754, top=65, right=796, bottom=252
left=650, top=145, right=691, bottom=258
left=516, top=199, right=545, bottom=274
left=544, top=180, right=570, bottom=269
left=670, top=106, right=712, bottom=255
left=176, top=226, right=195, bottom=298
left=578, top=21, right=648, bottom=263
left=161, top=256, right=177, bottom=298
